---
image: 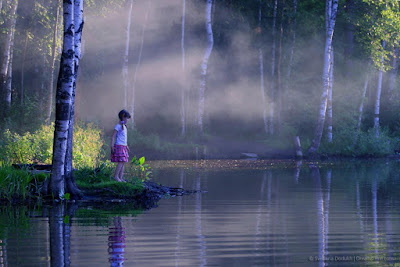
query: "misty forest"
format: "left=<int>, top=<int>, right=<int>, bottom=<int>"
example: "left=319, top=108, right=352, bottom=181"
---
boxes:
left=1, top=0, right=400, bottom=266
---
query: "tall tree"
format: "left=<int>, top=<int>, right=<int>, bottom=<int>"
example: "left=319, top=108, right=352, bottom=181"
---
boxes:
left=130, top=0, right=150, bottom=128
left=64, top=0, right=84, bottom=198
left=327, top=48, right=334, bottom=143
left=374, top=41, right=385, bottom=137
left=180, top=0, right=186, bottom=136
left=269, top=0, right=278, bottom=135
left=0, top=0, right=18, bottom=118
left=387, top=46, right=398, bottom=99
left=258, top=0, right=268, bottom=135
left=276, top=0, right=285, bottom=133
left=197, top=0, right=214, bottom=134
left=122, top=0, right=133, bottom=110
left=307, top=0, right=338, bottom=156
left=50, top=0, right=75, bottom=198
left=287, top=0, right=297, bottom=80
left=46, top=3, right=61, bottom=125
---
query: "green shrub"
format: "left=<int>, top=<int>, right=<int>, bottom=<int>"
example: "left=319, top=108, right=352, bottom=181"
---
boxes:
left=0, top=123, right=104, bottom=168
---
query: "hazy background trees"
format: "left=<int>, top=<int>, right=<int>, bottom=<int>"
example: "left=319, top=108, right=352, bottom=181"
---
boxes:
left=1, top=0, right=400, bottom=156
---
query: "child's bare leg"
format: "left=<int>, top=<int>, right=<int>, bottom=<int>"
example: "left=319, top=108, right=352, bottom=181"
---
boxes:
left=118, top=163, right=126, bottom=182
left=114, top=163, right=124, bottom=181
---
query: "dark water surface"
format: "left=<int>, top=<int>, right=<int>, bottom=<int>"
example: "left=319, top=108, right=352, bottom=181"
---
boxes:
left=2, top=159, right=400, bottom=266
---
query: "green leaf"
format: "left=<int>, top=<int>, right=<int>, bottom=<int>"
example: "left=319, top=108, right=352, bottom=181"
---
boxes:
left=139, top=156, right=145, bottom=165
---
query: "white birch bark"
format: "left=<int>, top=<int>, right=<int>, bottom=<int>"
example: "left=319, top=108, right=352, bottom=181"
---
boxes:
left=4, top=5, right=15, bottom=115
left=180, top=0, right=186, bottom=136
left=269, top=0, right=278, bottom=135
left=47, top=4, right=61, bottom=125
left=51, top=0, right=75, bottom=198
left=0, top=0, right=17, bottom=116
left=327, top=48, right=334, bottom=143
left=130, top=0, right=150, bottom=128
left=307, top=0, right=338, bottom=156
left=65, top=0, right=84, bottom=198
left=122, top=0, right=133, bottom=110
left=388, top=46, right=398, bottom=100
left=258, top=0, right=268, bottom=135
left=357, top=74, right=369, bottom=133
left=374, top=41, right=385, bottom=138
left=287, top=0, right=297, bottom=80
left=197, top=0, right=214, bottom=134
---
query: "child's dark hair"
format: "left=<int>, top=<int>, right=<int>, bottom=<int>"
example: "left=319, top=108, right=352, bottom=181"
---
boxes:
left=118, top=109, right=131, bottom=121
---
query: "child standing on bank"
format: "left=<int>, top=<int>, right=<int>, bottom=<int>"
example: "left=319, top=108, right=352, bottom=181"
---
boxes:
left=111, top=109, right=131, bottom=182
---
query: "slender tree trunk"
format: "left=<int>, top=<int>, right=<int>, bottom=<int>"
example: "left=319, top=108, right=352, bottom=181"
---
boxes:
left=269, top=0, right=278, bottom=135
left=197, top=0, right=214, bottom=134
left=276, top=0, right=284, bottom=133
left=374, top=41, right=385, bottom=138
left=0, top=0, right=18, bottom=117
left=50, top=0, right=75, bottom=199
left=180, top=0, right=186, bottom=136
left=122, top=0, right=133, bottom=110
left=388, top=46, right=398, bottom=100
left=307, top=0, right=338, bottom=156
left=287, top=0, right=297, bottom=80
left=65, top=0, right=84, bottom=199
left=327, top=48, right=334, bottom=143
left=130, top=0, right=150, bottom=128
left=258, top=0, right=268, bottom=135
left=47, top=4, right=61, bottom=125
left=344, top=0, right=354, bottom=79
left=4, top=6, right=16, bottom=117
left=356, top=74, right=369, bottom=133
left=20, top=31, right=28, bottom=109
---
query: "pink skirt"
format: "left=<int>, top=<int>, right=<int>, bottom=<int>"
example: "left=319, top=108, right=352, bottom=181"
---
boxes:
left=111, top=145, right=129, bottom=162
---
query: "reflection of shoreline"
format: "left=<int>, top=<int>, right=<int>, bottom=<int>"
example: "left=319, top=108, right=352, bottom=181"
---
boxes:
left=108, top=217, right=126, bottom=266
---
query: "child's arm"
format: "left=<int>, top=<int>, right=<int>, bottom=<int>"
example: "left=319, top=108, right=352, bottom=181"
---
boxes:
left=111, top=130, right=117, bottom=153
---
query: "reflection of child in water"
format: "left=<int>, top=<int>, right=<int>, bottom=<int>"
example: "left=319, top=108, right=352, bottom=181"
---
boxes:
left=108, top=217, right=126, bottom=266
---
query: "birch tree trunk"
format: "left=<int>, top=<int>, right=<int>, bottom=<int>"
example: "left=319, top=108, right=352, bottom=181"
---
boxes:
left=47, top=3, right=61, bottom=125
left=122, top=0, right=133, bottom=110
left=20, top=31, right=28, bottom=109
left=50, top=0, right=75, bottom=199
left=374, top=41, right=385, bottom=138
left=4, top=4, right=16, bottom=117
left=307, top=0, right=338, bottom=156
left=64, top=0, right=84, bottom=198
left=327, top=48, right=334, bottom=143
left=287, top=0, right=297, bottom=80
left=258, top=0, right=268, bottom=135
left=197, top=0, right=214, bottom=134
left=356, top=75, right=369, bottom=133
left=276, top=0, right=285, bottom=133
left=180, top=0, right=186, bottom=136
left=130, top=0, right=150, bottom=128
left=269, top=0, right=278, bottom=135
left=0, top=0, right=18, bottom=117
left=388, top=46, right=398, bottom=100
left=49, top=204, right=65, bottom=267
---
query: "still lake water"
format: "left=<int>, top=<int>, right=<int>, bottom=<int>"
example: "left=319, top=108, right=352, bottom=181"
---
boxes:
left=1, top=159, right=400, bottom=266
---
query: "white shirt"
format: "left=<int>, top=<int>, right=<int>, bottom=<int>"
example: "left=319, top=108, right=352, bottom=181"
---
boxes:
left=114, top=123, right=127, bottom=146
